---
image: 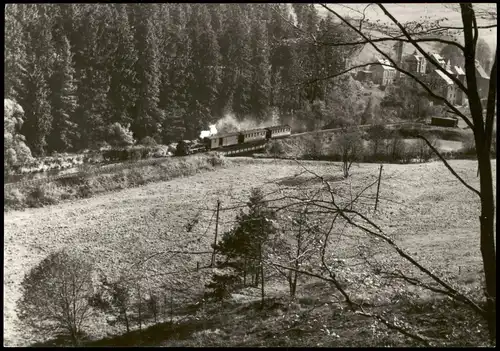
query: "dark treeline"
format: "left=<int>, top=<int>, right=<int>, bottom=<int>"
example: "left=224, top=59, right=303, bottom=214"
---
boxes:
left=5, top=4, right=359, bottom=156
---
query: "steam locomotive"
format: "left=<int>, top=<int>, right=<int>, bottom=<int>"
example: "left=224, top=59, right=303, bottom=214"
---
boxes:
left=176, top=125, right=292, bottom=156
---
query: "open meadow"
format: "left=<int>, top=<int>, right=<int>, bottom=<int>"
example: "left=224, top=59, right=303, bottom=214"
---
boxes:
left=3, top=157, right=496, bottom=346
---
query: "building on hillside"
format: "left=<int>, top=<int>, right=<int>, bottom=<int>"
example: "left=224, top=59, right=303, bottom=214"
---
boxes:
left=430, top=53, right=446, bottom=67
left=355, top=68, right=373, bottom=82
left=370, top=58, right=396, bottom=86
left=429, top=62, right=457, bottom=104
left=451, top=65, right=467, bottom=106
left=403, top=50, right=427, bottom=75
left=442, top=60, right=490, bottom=105
left=474, top=60, right=490, bottom=99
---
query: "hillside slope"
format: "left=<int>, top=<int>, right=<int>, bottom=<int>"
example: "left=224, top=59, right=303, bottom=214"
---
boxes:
left=4, top=159, right=495, bottom=346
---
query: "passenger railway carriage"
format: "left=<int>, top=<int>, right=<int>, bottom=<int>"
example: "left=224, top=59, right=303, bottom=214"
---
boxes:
left=266, top=125, right=292, bottom=139
left=239, top=128, right=267, bottom=143
left=207, top=124, right=292, bottom=150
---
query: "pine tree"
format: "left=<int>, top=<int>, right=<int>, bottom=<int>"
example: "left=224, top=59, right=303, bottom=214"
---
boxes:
left=108, top=4, right=138, bottom=127
left=219, top=6, right=253, bottom=118
left=21, top=52, right=53, bottom=156
left=299, top=5, right=322, bottom=103
left=215, top=188, right=276, bottom=287
left=159, top=4, right=191, bottom=142
left=275, top=43, right=302, bottom=119
left=250, top=19, right=271, bottom=121
left=5, top=4, right=27, bottom=100
left=131, top=4, right=163, bottom=141
left=19, top=5, right=54, bottom=156
left=48, top=34, right=78, bottom=152
left=186, top=4, right=221, bottom=134
left=73, top=5, right=114, bottom=149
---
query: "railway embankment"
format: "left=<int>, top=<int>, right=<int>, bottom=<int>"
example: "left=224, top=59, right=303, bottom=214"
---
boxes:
left=4, top=153, right=230, bottom=212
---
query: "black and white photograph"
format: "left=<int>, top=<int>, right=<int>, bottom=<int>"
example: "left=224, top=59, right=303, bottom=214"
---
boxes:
left=4, top=3, right=497, bottom=347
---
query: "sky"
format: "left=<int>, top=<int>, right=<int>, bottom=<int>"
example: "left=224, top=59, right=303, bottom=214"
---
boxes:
left=316, top=3, right=497, bottom=50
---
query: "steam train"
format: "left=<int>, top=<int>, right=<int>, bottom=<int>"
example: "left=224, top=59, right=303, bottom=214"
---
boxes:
left=176, top=125, right=292, bottom=156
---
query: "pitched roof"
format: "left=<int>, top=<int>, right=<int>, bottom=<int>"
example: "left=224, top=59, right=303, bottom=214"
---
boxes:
left=374, top=58, right=395, bottom=70
left=404, top=54, right=421, bottom=62
left=430, top=53, right=446, bottom=65
left=475, top=61, right=489, bottom=79
left=453, top=66, right=465, bottom=75
left=434, top=69, right=454, bottom=85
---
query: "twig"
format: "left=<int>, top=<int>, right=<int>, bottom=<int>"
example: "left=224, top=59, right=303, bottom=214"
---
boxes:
left=416, top=135, right=480, bottom=197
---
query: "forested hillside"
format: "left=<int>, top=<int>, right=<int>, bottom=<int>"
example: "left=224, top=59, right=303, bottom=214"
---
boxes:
left=5, top=4, right=362, bottom=156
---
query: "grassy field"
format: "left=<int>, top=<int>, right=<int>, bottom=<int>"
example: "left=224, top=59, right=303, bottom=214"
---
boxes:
left=3, top=157, right=496, bottom=346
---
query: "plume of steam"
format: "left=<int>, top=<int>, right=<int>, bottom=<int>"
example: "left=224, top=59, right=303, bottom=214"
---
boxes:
left=213, top=111, right=282, bottom=135
left=199, top=124, right=218, bottom=139
left=198, top=108, right=308, bottom=138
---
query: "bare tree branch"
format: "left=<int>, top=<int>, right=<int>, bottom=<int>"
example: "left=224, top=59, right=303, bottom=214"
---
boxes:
left=268, top=260, right=434, bottom=346
left=376, top=3, right=468, bottom=94
left=332, top=208, right=486, bottom=317
left=297, top=62, right=379, bottom=87
left=356, top=309, right=433, bottom=345
left=317, top=36, right=465, bottom=50
left=415, top=135, right=481, bottom=197
left=318, top=4, right=473, bottom=130
left=289, top=163, right=485, bottom=317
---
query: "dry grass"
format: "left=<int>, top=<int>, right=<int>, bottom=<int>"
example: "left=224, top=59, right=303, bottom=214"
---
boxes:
left=3, top=158, right=496, bottom=346
left=4, top=153, right=229, bottom=212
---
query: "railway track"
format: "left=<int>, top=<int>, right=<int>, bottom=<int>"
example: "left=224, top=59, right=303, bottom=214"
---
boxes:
left=288, top=122, right=431, bottom=138
left=4, top=122, right=445, bottom=190
left=3, top=157, right=176, bottom=190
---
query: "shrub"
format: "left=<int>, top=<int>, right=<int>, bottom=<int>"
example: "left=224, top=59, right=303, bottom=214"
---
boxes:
left=366, top=124, right=389, bottom=141
left=140, top=147, right=153, bottom=159
left=152, top=146, right=169, bottom=158
left=77, top=182, right=93, bottom=198
left=17, top=249, right=96, bottom=346
left=415, top=137, right=436, bottom=163
left=25, top=185, right=58, bottom=208
left=4, top=188, right=26, bottom=210
left=126, top=168, right=147, bottom=186
left=400, top=143, right=419, bottom=164
left=303, top=134, right=324, bottom=159
left=266, top=140, right=286, bottom=157
left=388, top=133, right=407, bottom=162
left=331, top=129, right=363, bottom=178
left=139, top=136, right=157, bottom=147
left=128, top=147, right=144, bottom=161
left=207, top=152, right=228, bottom=167
left=204, top=272, right=241, bottom=303
left=56, top=174, right=87, bottom=187
left=107, top=122, right=135, bottom=148
left=5, top=154, right=230, bottom=211
left=4, top=99, right=34, bottom=175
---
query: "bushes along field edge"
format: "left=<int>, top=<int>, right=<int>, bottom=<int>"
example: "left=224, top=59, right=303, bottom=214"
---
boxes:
left=4, top=153, right=229, bottom=212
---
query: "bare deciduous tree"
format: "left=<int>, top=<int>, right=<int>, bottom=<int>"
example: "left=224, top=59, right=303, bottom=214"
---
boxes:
left=16, top=250, right=95, bottom=346
left=333, top=128, right=363, bottom=178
